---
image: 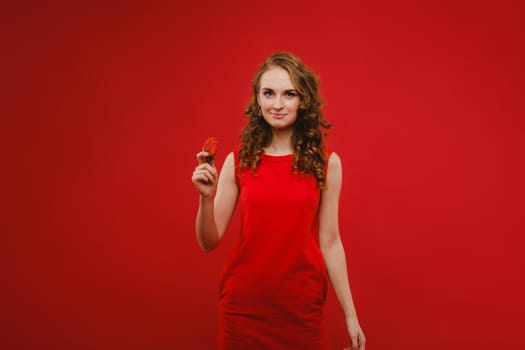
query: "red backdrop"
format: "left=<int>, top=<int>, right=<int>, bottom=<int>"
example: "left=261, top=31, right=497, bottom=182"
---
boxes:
left=2, top=1, right=524, bottom=349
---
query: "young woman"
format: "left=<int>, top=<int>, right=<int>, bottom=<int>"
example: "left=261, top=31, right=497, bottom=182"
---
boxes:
left=191, top=52, right=365, bottom=350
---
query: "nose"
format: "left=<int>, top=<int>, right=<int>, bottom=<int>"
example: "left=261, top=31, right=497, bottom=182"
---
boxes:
left=273, top=95, right=283, bottom=109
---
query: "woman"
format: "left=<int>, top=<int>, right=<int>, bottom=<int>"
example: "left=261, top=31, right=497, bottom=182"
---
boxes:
left=192, top=52, right=365, bottom=350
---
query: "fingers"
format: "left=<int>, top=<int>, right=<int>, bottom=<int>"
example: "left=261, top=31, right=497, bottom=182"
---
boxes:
left=344, top=339, right=361, bottom=350
left=196, top=151, right=213, bottom=165
left=348, top=330, right=365, bottom=350
left=351, top=335, right=358, bottom=350
left=358, top=332, right=366, bottom=350
left=192, top=162, right=217, bottom=185
left=345, top=319, right=365, bottom=350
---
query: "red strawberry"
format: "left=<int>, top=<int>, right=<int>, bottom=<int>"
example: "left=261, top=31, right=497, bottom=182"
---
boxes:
left=202, top=137, right=218, bottom=163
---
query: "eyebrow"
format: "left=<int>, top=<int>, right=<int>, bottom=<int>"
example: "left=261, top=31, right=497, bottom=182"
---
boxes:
left=261, top=88, right=298, bottom=93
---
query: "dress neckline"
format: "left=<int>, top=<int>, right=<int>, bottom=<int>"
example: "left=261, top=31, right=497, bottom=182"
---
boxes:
left=262, top=153, right=293, bottom=162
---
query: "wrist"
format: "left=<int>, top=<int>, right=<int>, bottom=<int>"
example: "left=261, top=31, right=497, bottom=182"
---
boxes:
left=344, top=310, right=358, bottom=321
left=200, top=194, right=215, bottom=203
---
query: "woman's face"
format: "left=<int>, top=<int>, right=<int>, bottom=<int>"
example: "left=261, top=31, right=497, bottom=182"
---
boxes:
left=257, top=66, right=300, bottom=131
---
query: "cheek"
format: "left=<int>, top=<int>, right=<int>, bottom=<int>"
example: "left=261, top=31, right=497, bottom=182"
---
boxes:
left=288, top=100, right=300, bottom=112
left=260, top=102, right=272, bottom=111
left=259, top=97, right=271, bottom=110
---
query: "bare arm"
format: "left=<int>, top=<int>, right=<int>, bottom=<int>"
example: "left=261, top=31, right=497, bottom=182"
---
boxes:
left=192, top=151, right=238, bottom=252
left=318, top=153, right=366, bottom=349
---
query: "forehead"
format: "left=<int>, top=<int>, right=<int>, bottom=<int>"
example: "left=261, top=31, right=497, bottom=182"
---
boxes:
left=259, top=66, right=295, bottom=90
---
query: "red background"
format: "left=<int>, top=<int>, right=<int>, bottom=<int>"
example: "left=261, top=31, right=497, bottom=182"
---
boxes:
left=2, top=1, right=524, bottom=349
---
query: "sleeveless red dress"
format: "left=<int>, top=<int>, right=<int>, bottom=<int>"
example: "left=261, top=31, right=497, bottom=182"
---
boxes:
left=217, top=149, right=330, bottom=349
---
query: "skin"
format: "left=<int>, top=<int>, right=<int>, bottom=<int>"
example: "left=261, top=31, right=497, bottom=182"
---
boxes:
left=258, top=66, right=300, bottom=148
left=191, top=66, right=366, bottom=349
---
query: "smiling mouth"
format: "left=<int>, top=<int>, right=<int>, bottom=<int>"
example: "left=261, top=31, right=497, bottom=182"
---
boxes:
left=272, top=113, right=287, bottom=119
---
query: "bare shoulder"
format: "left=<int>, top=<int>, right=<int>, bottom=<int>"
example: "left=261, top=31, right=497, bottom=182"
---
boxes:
left=327, top=151, right=342, bottom=168
left=327, top=152, right=342, bottom=177
left=223, top=151, right=235, bottom=165
left=218, top=152, right=237, bottom=185
left=216, top=152, right=239, bottom=202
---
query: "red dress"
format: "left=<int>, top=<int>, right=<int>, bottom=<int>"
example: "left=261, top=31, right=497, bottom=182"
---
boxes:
left=218, top=149, right=329, bottom=349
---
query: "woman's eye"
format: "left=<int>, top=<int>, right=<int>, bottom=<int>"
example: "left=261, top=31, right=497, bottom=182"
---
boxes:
left=263, top=91, right=273, bottom=97
left=286, top=92, right=297, bottom=97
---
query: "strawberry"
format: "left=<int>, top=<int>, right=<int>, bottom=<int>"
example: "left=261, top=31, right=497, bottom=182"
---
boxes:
left=202, top=137, right=218, bottom=163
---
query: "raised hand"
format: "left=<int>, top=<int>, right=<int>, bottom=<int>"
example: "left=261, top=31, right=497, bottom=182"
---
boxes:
left=192, top=151, right=218, bottom=199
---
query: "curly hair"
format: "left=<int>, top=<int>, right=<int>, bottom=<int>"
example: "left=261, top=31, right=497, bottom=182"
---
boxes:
left=238, top=52, right=332, bottom=189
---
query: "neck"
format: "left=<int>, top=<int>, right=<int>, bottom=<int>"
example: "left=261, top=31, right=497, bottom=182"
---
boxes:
left=265, top=128, right=293, bottom=155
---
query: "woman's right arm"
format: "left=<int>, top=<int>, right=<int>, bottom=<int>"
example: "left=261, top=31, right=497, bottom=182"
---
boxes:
left=192, top=151, right=238, bottom=252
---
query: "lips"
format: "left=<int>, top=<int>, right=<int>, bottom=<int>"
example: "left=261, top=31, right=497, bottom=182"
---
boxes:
left=272, top=113, right=287, bottom=119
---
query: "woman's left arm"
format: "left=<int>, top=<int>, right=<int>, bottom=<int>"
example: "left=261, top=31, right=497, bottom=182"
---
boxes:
left=319, top=152, right=366, bottom=350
